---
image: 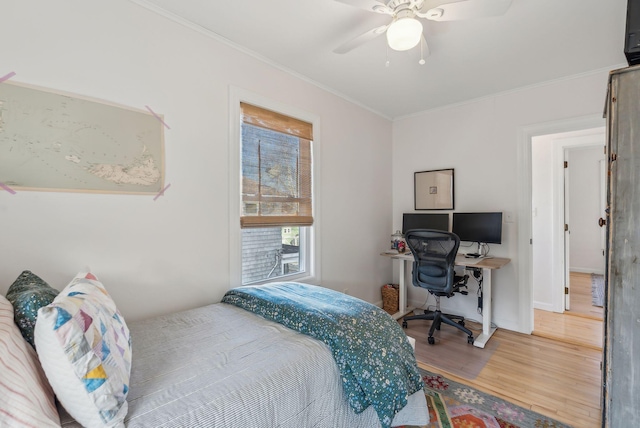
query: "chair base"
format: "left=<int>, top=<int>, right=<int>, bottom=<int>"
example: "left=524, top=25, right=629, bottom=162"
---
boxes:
left=402, top=309, right=474, bottom=345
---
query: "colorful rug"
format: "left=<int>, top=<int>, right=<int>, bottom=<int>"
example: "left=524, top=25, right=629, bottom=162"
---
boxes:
left=403, top=369, right=572, bottom=428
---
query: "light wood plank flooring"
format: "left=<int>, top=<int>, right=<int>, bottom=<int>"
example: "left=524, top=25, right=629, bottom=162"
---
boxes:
left=533, top=308, right=603, bottom=349
left=404, top=271, right=605, bottom=428
left=406, top=322, right=602, bottom=427
left=566, top=272, right=604, bottom=320
left=533, top=272, right=604, bottom=349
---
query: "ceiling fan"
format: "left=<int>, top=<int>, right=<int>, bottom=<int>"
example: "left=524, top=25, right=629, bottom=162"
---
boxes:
left=334, top=0, right=513, bottom=57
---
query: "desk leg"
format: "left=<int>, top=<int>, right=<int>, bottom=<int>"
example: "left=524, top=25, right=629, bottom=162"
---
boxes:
left=473, top=267, right=497, bottom=348
left=391, top=258, right=415, bottom=320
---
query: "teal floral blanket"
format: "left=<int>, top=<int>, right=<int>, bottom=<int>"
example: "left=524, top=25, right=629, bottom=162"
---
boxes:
left=221, top=282, right=424, bottom=428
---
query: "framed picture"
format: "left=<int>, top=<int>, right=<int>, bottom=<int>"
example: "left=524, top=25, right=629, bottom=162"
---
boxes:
left=414, top=169, right=454, bottom=210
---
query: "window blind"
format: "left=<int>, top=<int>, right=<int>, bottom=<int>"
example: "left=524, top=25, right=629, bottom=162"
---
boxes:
left=240, top=102, right=313, bottom=228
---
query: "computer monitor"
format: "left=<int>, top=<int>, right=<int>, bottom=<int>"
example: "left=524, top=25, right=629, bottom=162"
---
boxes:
left=452, top=212, right=503, bottom=245
left=402, top=213, right=449, bottom=234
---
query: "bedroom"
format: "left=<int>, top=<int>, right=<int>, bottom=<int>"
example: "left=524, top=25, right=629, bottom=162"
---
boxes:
left=0, top=0, right=631, bottom=426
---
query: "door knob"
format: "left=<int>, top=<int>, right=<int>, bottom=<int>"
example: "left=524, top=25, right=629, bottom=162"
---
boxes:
left=599, top=218, right=606, bottom=227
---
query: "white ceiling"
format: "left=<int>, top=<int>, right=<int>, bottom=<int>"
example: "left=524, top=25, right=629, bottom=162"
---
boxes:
left=131, top=0, right=628, bottom=119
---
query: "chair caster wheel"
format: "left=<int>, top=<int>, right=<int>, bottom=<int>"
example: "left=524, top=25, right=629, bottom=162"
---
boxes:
left=467, top=336, right=474, bottom=344
left=402, top=321, right=407, bottom=328
left=428, top=336, right=435, bottom=345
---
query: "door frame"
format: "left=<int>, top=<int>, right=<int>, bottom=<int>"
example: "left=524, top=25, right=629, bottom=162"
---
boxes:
left=517, top=114, right=605, bottom=333
left=563, top=147, right=571, bottom=311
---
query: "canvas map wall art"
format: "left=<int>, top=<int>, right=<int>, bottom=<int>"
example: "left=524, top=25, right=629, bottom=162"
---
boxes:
left=0, top=82, right=164, bottom=194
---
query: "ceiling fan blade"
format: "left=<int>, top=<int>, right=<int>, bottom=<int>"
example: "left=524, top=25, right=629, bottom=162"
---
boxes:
left=334, top=0, right=393, bottom=14
left=419, top=0, right=512, bottom=21
left=333, top=24, right=389, bottom=54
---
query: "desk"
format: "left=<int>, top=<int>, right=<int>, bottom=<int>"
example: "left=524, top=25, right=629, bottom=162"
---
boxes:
left=381, top=252, right=510, bottom=348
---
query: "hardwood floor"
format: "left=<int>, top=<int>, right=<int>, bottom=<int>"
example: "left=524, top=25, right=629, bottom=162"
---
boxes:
left=566, top=272, right=604, bottom=320
left=407, top=323, right=602, bottom=427
left=404, top=272, right=605, bottom=427
left=533, top=272, right=604, bottom=349
left=533, top=308, right=603, bottom=349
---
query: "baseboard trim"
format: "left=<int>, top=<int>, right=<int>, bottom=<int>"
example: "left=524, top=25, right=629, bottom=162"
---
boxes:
left=534, top=301, right=555, bottom=311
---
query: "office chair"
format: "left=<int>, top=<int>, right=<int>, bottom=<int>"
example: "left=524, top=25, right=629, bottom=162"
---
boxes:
left=402, top=229, right=474, bottom=345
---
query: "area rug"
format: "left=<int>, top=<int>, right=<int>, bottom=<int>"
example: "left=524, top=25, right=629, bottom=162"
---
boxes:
left=401, top=369, right=572, bottom=428
left=591, top=274, right=605, bottom=307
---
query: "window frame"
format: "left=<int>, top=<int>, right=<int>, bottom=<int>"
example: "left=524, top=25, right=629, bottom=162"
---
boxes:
left=228, top=87, right=321, bottom=287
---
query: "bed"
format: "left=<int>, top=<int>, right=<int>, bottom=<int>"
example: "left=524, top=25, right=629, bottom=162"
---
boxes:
left=2, top=272, right=429, bottom=428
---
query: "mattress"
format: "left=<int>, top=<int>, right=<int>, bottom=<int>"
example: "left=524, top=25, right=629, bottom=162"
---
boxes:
left=59, top=303, right=428, bottom=427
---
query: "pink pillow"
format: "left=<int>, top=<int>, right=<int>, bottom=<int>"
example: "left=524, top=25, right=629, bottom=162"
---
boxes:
left=0, top=295, right=60, bottom=427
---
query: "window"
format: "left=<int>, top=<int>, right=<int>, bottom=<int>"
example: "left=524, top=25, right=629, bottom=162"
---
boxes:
left=232, top=99, right=318, bottom=285
left=240, top=102, right=313, bottom=228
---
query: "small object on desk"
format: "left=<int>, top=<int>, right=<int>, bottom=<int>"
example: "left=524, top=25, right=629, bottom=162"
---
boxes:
left=465, top=253, right=481, bottom=258
left=391, top=230, right=403, bottom=251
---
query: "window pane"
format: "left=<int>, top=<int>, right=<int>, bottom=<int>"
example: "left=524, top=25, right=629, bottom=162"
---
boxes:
left=241, top=226, right=303, bottom=285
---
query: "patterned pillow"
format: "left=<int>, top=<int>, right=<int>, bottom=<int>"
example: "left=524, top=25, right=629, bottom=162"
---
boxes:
left=5, top=270, right=59, bottom=347
left=0, top=295, right=60, bottom=427
left=35, top=272, right=132, bottom=428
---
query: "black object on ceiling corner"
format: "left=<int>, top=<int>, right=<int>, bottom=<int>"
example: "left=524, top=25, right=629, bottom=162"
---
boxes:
left=625, top=0, right=640, bottom=65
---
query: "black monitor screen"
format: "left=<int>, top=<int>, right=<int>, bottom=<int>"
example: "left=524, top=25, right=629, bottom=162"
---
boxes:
left=402, top=213, right=449, bottom=234
left=452, top=212, right=503, bottom=244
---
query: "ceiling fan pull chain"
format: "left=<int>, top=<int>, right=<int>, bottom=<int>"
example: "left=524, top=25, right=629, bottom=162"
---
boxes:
left=419, top=35, right=426, bottom=65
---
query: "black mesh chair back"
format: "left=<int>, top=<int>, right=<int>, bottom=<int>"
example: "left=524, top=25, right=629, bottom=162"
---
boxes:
left=405, top=229, right=460, bottom=295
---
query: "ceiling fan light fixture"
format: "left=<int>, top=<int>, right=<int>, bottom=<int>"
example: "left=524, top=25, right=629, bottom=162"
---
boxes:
left=386, top=16, right=423, bottom=51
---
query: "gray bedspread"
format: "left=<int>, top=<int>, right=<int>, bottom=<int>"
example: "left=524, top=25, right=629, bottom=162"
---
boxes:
left=59, top=303, right=428, bottom=427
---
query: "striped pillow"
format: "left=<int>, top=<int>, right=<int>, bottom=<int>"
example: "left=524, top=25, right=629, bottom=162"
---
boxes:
left=0, top=295, right=60, bottom=428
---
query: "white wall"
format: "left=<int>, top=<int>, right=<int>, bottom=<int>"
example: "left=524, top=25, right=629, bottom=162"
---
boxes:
left=0, top=0, right=393, bottom=320
left=531, top=134, right=554, bottom=310
left=392, top=70, right=614, bottom=332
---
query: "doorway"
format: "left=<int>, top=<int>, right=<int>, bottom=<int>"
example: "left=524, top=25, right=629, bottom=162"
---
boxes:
left=564, top=145, right=606, bottom=319
left=530, top=127, right=605, bottom=347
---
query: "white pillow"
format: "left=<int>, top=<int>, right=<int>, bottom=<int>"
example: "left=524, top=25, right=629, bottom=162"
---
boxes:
left=35, top=272, right=132, bottom=428
left=0, top=295, right=60, bottom=428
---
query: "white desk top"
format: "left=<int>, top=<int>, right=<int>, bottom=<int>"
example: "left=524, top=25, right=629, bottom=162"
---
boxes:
left=380, top=251, right=510, bottom=270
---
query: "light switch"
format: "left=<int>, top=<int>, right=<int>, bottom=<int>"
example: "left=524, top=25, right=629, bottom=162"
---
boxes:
left=505, top=211, right=515, bottom=223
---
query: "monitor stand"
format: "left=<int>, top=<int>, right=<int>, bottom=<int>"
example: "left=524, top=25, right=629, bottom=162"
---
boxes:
left=464, top=242, right=483, bottom=258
